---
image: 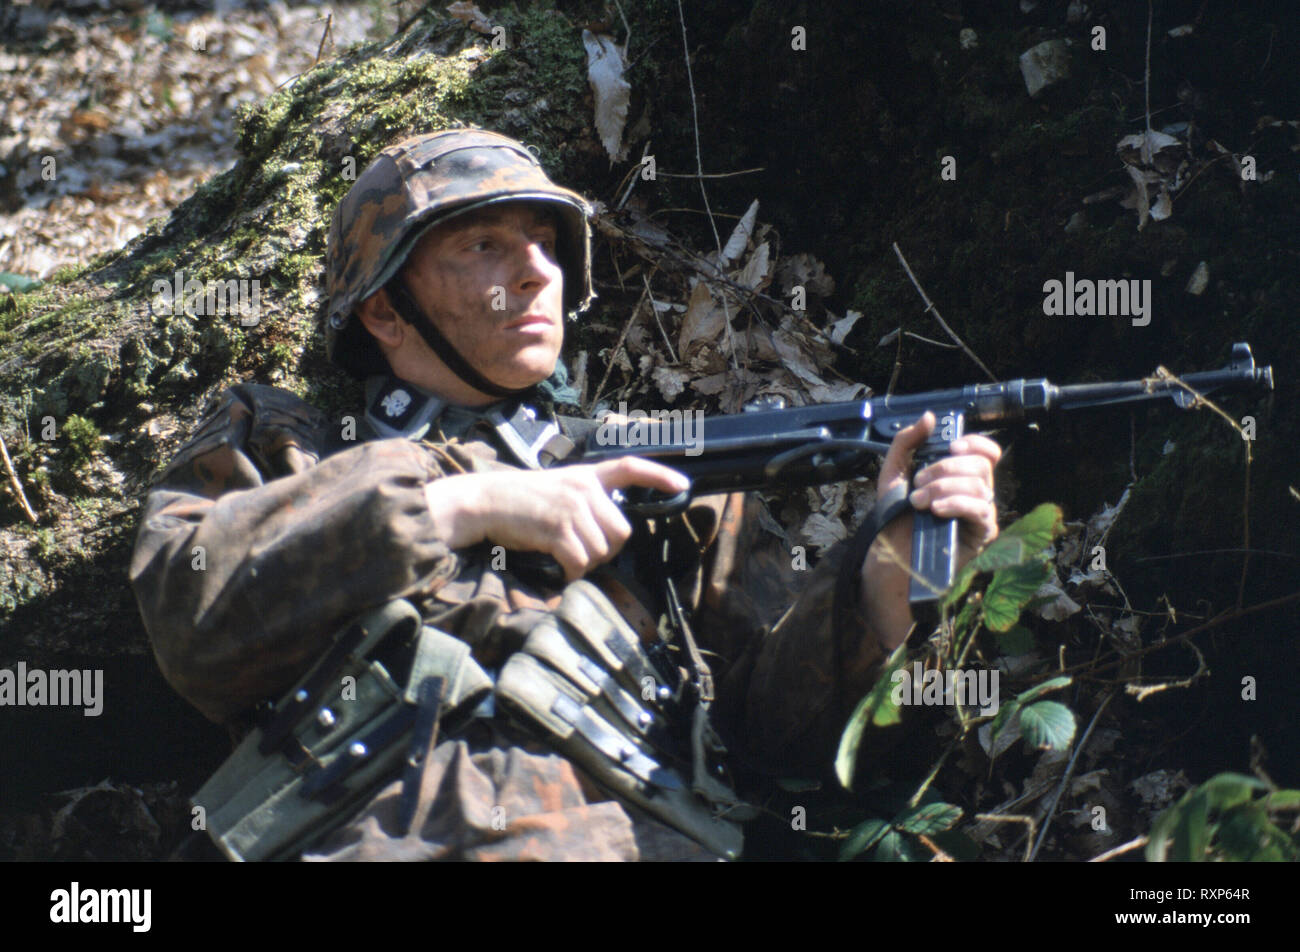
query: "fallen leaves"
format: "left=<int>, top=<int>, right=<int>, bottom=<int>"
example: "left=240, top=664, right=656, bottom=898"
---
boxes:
left=582, top=30, right=631, bottom=162
left=0, top=3, right=377, bottom=281
left=446, top=2, right=494, bottom=35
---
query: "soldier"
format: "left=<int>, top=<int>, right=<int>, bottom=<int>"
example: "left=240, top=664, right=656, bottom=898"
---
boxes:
left=130, top=129, right=1001, bottom=861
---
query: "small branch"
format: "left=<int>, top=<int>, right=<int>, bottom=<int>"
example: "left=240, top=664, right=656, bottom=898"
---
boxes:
left=0, top=431, right=39, bottom=524
left=313, top=12, right=333, bottom=67
left=586, top=285, right=646, bottom=415
left=892, top=242, right=996, bottom=382
left=1150, top=365, right=1255, bottom=611
left=1057, top=589, right=1300, bottom=682
left=675, top=0, right=737, bottom=370
left=1027, top=690, right=1116, bottom=862
left=1144, top=1, right=1154, bottom=148
left=1134, top=548, right=1297, bottom=562
left=653, top=167, right=767, bottom=180
left=973, top=813, right=1037, bottom=863
left=1125, top=640, right=1208, bottom=702
left=642, top=272, right=678, bottom=364
left=917, top=833, right=955, bottom=862
left=610, top=0, right=632, bottom=53
left=1089, top=835, right=1149, bottom=862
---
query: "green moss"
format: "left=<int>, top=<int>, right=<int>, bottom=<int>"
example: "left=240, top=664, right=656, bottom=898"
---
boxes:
left=61, top=413, right=102, bottom=463
left=0, top=572, right=44, bottom=618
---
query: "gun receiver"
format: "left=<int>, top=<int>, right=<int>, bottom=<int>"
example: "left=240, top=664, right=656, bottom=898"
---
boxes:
left=574, top=342, right=1273, bottom=603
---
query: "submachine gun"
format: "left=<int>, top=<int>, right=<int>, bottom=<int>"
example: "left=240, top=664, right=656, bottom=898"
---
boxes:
left=573, top=342, right=1273, bottom=602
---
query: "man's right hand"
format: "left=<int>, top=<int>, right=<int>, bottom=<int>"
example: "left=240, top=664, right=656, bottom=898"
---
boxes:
left=424, top=458, right=690, bottom=581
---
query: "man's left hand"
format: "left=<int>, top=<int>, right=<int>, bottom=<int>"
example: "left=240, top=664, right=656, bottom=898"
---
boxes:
left=858, top=411, right=1001, bottom=657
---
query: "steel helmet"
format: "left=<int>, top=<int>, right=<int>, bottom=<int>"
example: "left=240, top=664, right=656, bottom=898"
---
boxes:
left=324, top=128, right=594, bottom=383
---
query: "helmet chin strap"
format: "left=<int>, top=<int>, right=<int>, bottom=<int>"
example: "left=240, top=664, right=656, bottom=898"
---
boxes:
left=383, top=276, right=534, bottom=400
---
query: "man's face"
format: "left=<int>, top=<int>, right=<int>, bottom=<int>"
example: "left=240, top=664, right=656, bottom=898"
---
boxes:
left=398, top=202, right=565, bottom=393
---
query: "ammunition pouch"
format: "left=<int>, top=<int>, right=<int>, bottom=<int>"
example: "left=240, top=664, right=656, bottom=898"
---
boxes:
left=194, top=581, right=746, bottom=861
left=193, top=600, right=492, bottom=861
left=495, top=580, right=746, bottom=860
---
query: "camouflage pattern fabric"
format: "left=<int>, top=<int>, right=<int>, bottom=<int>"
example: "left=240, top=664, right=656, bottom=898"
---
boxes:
left=301, top=724, right=716, bottom=862
left=129, top=384, right=887, bottom=860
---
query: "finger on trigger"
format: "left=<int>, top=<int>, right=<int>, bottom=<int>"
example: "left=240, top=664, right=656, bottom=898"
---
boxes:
left=602, top=457, right=690, bottom=494
left=957, top=433, right=1002, bottom=463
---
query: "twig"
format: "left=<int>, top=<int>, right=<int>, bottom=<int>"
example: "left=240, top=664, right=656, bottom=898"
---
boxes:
left=586, top=285, right=646, bottom=415
left=314, top=12, right=333, bottom=66
left=891, top=242, right=996, bottom=382
left=1141, top=0, right=1154, bottom=163
left=642, top=272, right=678, bottom=363
left=973, top=813, right=1037, bottom=863
left=917, top=833, right=954, bottom=862
left=873, top=330, right=956, bottom=353
left=0, top=431, right=38, bottom=524
left=600, top=214, right=859, bottom=358
left=1056, top=589, right=1300, bottom=682
left=610, top=0, right=632, bottom=52
left=675, top=0, right=737, bottom=370
left=1135, top=548, right=1298, bottom=562
left=1028, top=690, right=1116, bottom=861
left=654, top=167, right=767, bottom=180
left=1125, top=640, right=1208, bottom=702
left=1151, top=365, right=1255, bottom=610
left=1089, top=835, right=1149, bottom=862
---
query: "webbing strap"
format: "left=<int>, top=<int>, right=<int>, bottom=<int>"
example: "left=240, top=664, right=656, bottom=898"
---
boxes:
left=383, top=276, right=532, bottom=400
left=831, top=482, right=913, bottom=724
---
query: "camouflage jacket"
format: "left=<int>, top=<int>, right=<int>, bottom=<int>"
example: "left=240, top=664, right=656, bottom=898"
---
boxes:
left=129, top=380, right=887, bottom=858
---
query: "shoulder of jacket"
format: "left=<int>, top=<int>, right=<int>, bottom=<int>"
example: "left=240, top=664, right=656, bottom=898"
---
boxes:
left=155, top=384, right=334, bottom=486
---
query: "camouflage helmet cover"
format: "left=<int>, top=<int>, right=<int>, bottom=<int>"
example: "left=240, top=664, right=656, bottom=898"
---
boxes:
left=325, top=129, right=594, bottom=378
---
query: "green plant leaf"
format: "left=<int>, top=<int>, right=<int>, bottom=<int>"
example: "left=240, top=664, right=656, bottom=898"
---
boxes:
left=982, top=561, right=1053, bottom=632
left=966, top=503, right=1063, bottom=576
left=1199, top=772, right=1269, bottom=811
left=838, top=818, right=890, bottom=861
left=1215, top=803, right=1269, bottom=860
left=942, top=562, right=978, bottom=609
left=1016, top=675, right=1073, bottom=705
left=871, top=830, right=926, bottom=862
left=1172, top=789, right=1211, bottom=862
left=893, top=802, right=963, bottom=835
left=952, top=594, right=979, bottom=641
left=834, top=639, right=908, bottom=790
left=1262, top=789, right=1300, bottom=810
left=995, top=624, right=1035, bottom=655
left=1018, top=700, right=1076, bottom=750
left=990, top=675, right=1072, bottom=745
left=1146, top=799, right=1179, bottom=861
left=0, top=272, right=41, bottom=293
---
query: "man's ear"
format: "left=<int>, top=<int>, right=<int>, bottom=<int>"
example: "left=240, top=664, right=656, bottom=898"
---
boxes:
left=356, top=290, right=405, bottom=349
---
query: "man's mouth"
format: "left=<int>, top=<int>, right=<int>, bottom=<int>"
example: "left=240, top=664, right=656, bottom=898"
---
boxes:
left=503, top=313, right=553, bottom=331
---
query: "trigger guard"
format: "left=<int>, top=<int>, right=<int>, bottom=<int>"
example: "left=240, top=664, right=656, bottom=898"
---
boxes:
left=618, top=488, right=692, bottom=518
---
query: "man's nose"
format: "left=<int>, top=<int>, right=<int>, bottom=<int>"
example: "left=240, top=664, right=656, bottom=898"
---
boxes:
left=512, top=239, right=561, bottom=292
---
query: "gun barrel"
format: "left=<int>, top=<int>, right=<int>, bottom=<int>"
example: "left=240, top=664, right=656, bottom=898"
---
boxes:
left=1053, top=342, right=1273, bottom=412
